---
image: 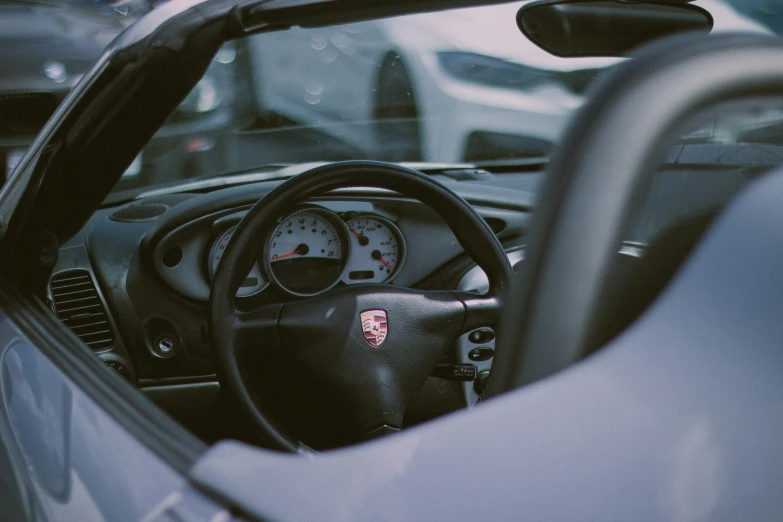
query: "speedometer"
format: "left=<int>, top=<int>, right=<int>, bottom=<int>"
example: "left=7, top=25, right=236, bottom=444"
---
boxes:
left=343, top=215, right=405, bottom=284
left=266, top=208, right=349, bottom=296
left=209, top=226, right=268, bottom=297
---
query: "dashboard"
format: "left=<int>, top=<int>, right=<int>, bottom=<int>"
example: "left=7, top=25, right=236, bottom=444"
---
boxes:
left=51, top=178, right=530, bottom=385
left=44, top=165, right=750, bottom=446
left=47, top=176, right=530, bottom=444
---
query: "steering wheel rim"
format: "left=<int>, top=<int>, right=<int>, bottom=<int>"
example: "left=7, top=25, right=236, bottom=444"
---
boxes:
left=210, top=160, right=513, bottom=452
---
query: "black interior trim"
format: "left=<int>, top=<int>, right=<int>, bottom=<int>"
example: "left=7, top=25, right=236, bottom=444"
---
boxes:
left=139, top=374, right=219, bottom=388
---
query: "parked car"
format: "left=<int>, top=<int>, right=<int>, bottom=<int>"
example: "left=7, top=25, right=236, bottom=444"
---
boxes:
left=1, top=0, right=783, bottom=521
left=245, top=0, right=769, bottom=163
left=246, top=3, right=609, bottom=163
left=0, top=0, right=235, bottom=188
left=0, top=1, right=125, bottom=182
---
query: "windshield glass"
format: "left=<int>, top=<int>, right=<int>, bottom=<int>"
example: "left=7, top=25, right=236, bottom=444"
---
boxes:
left=115, top=0, right=783, bottom=193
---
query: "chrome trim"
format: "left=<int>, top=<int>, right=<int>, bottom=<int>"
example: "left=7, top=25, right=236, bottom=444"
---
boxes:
left=618, top=242, right=646, bottom=258
left=457, top=248, right=525, bottom=295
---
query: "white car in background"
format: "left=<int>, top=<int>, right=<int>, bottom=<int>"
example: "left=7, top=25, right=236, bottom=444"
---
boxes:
left=245, top=0, right=768, bottom=164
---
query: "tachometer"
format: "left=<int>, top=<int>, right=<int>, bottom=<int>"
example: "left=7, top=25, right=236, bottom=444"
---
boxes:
left=343, top=215, right=405, bottom=284
left=266, top=208, right=349, bottom=296
left=209, top=226, right=268, bottom=297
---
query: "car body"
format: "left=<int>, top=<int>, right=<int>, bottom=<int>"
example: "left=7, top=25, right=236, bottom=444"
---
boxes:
left=0, top=0, right=782, bottom=521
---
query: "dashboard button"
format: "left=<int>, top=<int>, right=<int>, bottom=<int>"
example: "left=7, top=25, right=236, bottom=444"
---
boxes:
left=99, top=354, right=133, bottom=382
left=468, top=347, right=494, bottom=361
left=105, top=360, right=127, bottom=376
left=468, top=328, right=494, bottom=344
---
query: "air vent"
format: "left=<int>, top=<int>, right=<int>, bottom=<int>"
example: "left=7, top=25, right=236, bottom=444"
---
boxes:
left=110, top=203, right=168, bottom=223
left=50, top=270, right=114, bottom=351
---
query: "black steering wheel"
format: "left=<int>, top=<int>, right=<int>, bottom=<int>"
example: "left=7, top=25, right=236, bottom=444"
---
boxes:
left=210, top=161, right=513, bottom=452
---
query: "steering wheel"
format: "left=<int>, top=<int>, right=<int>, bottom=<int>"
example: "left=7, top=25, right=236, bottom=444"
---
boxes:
left=210, top=161, right=513, bottom=452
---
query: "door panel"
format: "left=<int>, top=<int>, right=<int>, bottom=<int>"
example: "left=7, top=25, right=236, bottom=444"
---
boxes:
left=0, top=311, right=227, bottom=522
left=0, top=389, right=28, bottom=522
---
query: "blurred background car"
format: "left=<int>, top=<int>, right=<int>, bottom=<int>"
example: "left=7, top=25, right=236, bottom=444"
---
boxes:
left=1, top=0, right=775, bottom=189
left=0, top=0, right=236, bottom=188
left=0, top=0, right=125, bottom=182
left=243, top=0, right=770, bottom=164
left=246, top=2, right=613, bottom=163
left=118, top=41, right=239, bottom=191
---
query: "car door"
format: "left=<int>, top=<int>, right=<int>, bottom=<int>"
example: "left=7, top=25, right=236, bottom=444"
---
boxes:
left=0, top=282, right=235, bottom=522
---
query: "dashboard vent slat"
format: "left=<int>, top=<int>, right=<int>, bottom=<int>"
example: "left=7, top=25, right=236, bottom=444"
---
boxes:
left=50, top=270, right=114, bottom=351
left=55, top=294, right=99, bottom=305
left=53, top=287, right=94, bottom=297
left=51, top=282, right=93, bottom=292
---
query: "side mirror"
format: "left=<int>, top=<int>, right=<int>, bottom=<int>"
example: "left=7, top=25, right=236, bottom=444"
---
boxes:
left=517, top=0, right=714, bottom=57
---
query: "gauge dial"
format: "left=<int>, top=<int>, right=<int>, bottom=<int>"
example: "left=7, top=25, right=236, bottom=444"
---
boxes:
left=266, top=209, right=349, bottom=296
left=343, top=216, right=405, bottom=284
left=209, top=226, right=268, bottom=297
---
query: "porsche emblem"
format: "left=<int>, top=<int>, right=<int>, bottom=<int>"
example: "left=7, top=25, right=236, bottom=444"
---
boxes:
left=361, top=310, right=388, bottom=347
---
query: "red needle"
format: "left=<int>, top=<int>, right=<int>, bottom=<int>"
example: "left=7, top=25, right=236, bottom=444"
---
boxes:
left=272, top=249, right=300, bottom=261
left=372, top=249, right=392, bottom=268
left=350, top=228, right=370, bottom=246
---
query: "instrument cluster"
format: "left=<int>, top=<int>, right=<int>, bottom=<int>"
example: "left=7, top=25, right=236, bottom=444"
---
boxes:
left=208, top=208, right=406, bottom=297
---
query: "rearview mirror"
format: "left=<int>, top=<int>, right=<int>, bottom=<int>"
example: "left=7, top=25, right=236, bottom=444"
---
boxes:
left=517, top=0, right=714, bottom=57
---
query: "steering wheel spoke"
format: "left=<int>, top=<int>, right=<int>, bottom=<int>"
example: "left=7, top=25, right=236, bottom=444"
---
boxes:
left=275, top=286, right=466, bottom=435
left=231, top=303, right=283, bottom=351
left=453, top=292, right=502, bottom=333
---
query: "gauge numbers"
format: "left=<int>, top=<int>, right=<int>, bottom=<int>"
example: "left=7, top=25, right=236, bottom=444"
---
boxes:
left=208, top=226, right=268, bottom=297
left=343, top=216, right=404, bottom=284
left=267, top=209, right=349, bottom=296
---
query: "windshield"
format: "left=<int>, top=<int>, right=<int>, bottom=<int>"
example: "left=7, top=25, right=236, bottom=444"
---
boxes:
left=115, top=0, right=783, bottom=193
